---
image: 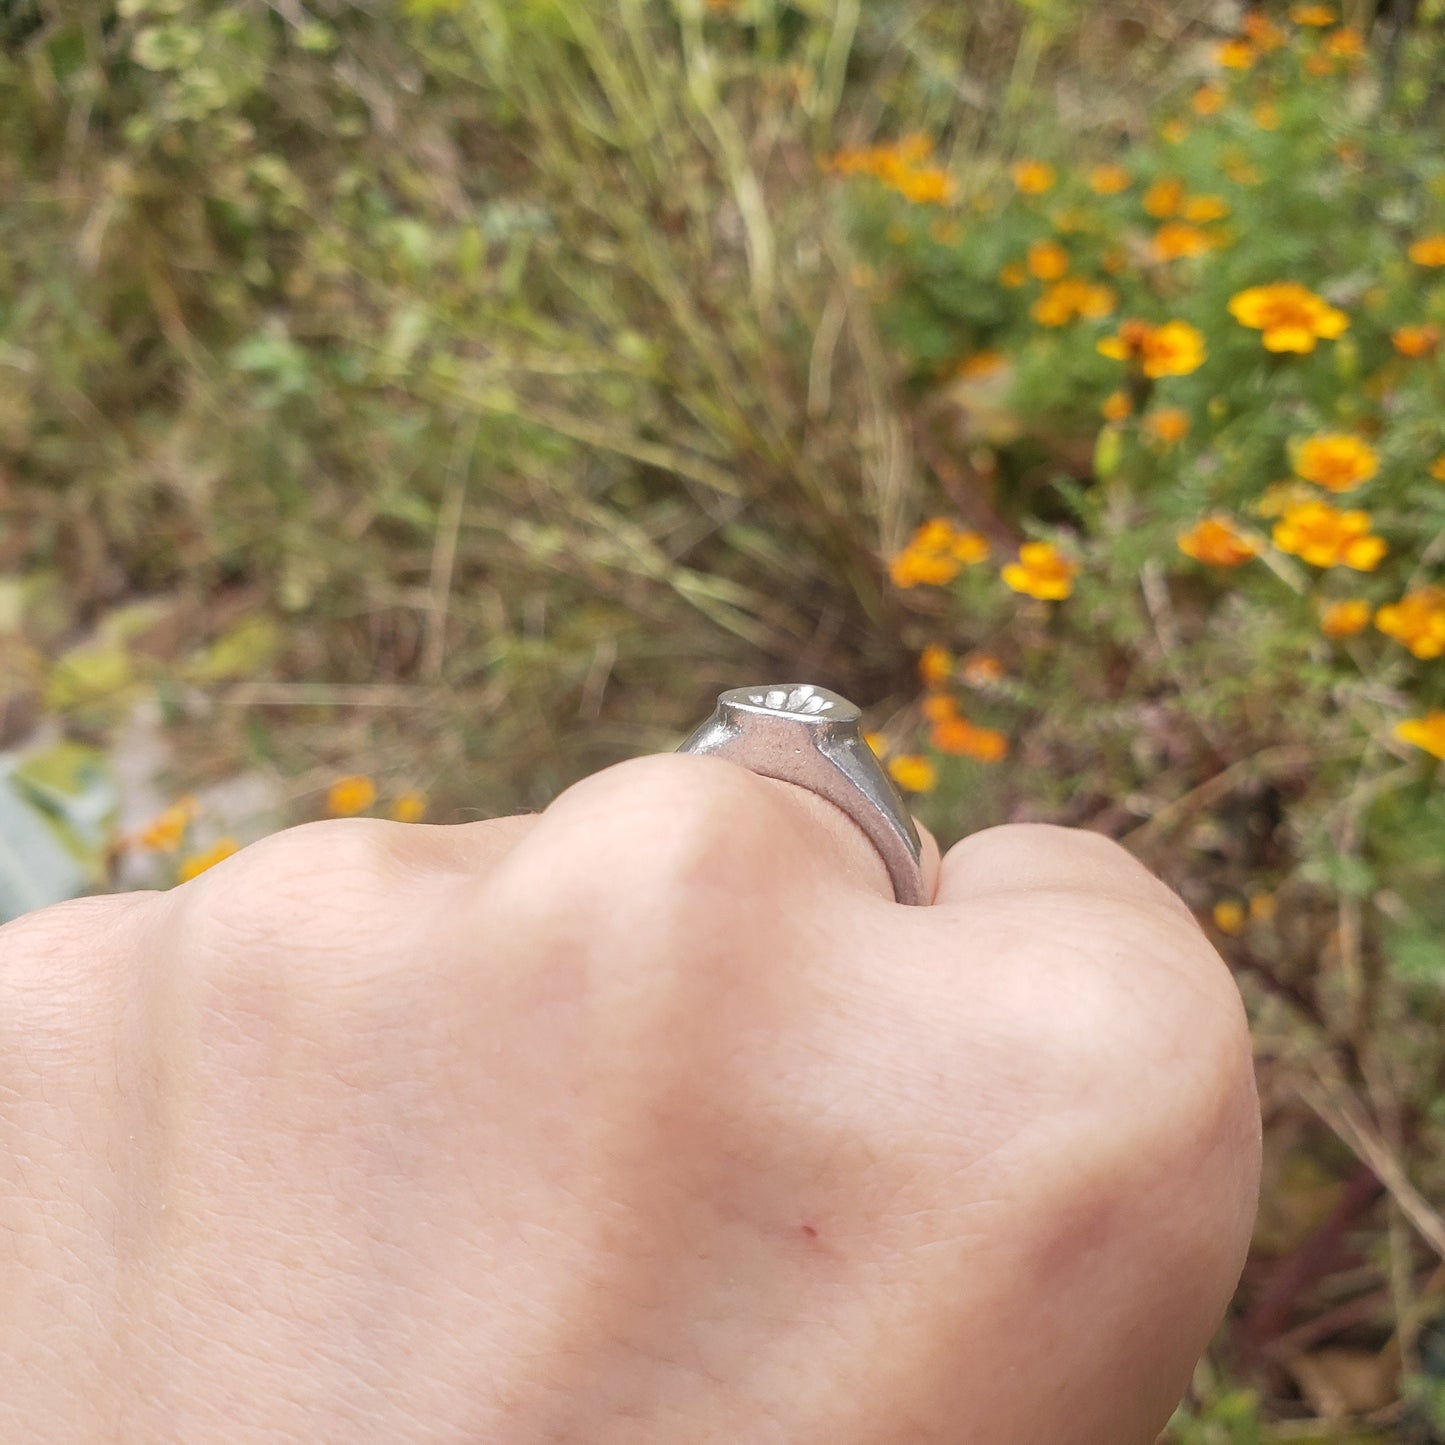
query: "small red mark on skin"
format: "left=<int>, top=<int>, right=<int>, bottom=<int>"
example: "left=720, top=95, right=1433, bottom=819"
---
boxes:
left=800, top=1223, right=818, bottom=1240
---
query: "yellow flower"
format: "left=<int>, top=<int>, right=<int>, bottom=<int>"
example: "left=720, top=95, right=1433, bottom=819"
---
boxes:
left=1182, top=194, right=1230, bottom=223
left=895, top=165, right=956, bottom=205
left=1408, top=234, right=1445, bottom=266
left=1031, top=277, right=1117, bottom=327
left=1242, top=12, right=1288, bottom=48
left=1012, top=159, right=1056, bottom=194
left=1151, top=222, right=1217, bottom=261
left=1144, top=406, right=1192, bottom=446
left=1101, top=389, right=1133, bottom=422
left=178, top=837, right=239, bottom=883
left=888, top=519, right=990, bottom=588
left=1293, top=433, right=1379, bottom=492
left=918, top=644, right=953, bottom=687
left=1051, top=207, right=1089, bottom=234
left=136, top=796, right=197, bottom=853
left=1290, top=3, right=1335, bottom=22
left=887, top=755, right=937, bottom=793
left=1393, top=323, right=1442, bottom=357
left=961, top=651, right=1005, bottom=686
left=1192, top=84, right=1226, bottom=116
left=999, top=260, right=1029, bottom=288
left=1320, top=598, right=1372, bottom=637
left=1324, top=26, right=1365, bottom=57
left=1252, top=101, right=1282, bottom=130
left=1431, top=454, right=1445, bottom=482
left=1376, top=586, right=1445, bottom=658
left=1177, top=516, right=1257, bottom=568
left=1228, top=281, right=1349, bottom=352
left=389, top=789, right=428, bottom=823
left=1217, top=37, right=1256, bottom=68
left=1088, top=163, right=1131, bottom=195
left=1212, top=900, right=1246, bottom=935
left=931, top=716, right=1009, bottom=762
left=1161, top=118, right=1189, bottom=145
left=1027, top=239, right=1070, bottom=280
left=1272, top=500, right=1386, bottom=570
left=1394, top=712, right=1445, bottom=760
left=921, top=692, right=959, bottom=723
left=1143, top=176, right=1185, bottom=218
left=1098, top=319, right=1207, bottom=378
left=327, top=774, right=377, bottom=816
left=957, top=350, right=1006, bottom=379
left=1002, top=541, right=1078, bottom=600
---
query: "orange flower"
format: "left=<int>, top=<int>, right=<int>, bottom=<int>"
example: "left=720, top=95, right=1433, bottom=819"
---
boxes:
left=1293, top=433, right=1379, bottom=492
left=1151, top=222, right=1217, bottom=261
left=1212, top=900, right=1246, bottom=935
left=1252, top=101, right=1281, bottom=130
left=1393, top=324, right=1442, bottom=357
left=1228, top=282, right=1349, bottom=352
left=999, top=261, right=1028, bottom=288
left=826, top=137, right=955, bottom=205
left=1027, top=239, right=1070, bottom=280
left=961, top=651, right=1005, bottom=686
left=1324, top=26, right=1365, bottom=57
left=921, top=692, right=959, bottom=723
left=895, top=166, right=956, bottom=205
left=918, top=644, right=953, bottom=687
left=1101, top=389, right=1133, bottom=422
left=1012, top=159, right=1056, bottom=194
left=1272, top=500, right=1386, bottom=570
left=1088, top=163, right=1131, bottom=195
left=1320, top=598, right=1372, bottom=637
left=887, top=755, right=937, bottom=793
left=888, top=519, right=990, bottom=588
left=327, top=774, right=377, bottom=816
left=1431, top=454, right=1445, bottom=482
left=1144, top=407, right=1191, bottom=446
left=389, top=789, right=428, bottom=823
left=1098, top=319, right=1207, bottom=377
left=1222, top=153, right=1263, bottom=186
left=1408, top=235, right=1445, bottom=267
left=1182, top=194, right=1230, bottom=223
left=1143, top=177, right=1185, bottom=218
left=1217, top=38, right=1256, bottom=68
left=931, top=716, right=1009, bottom=762
left=1002, top=541, right=1078, bottom=600
left=178, top=837, right=239, bottom=882
left=1394, top=712, right=1445, bottom=760
left=1290, top=3, right=1335, bottom=22
left=1376, top=587, right=1445, bottom=658
left=1192, top=84, right=1225, bottom=116
left=136, top=796, right=197, bottom=853
left=1031, top=277, right=1117, bottom=327
left=1177, top=517, right=1257, bottom=567
left=1241, top=12, right=1287, bottom=48
left=1160, top=119, right=1189, bottom=145
left=957, top=350, right=1006, bottom=379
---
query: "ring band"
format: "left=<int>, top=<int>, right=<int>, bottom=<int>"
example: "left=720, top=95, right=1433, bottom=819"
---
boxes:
left=677, top=684, right=928, bottom=905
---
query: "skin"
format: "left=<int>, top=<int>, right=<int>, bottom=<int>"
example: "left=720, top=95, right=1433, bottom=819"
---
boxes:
left=0, top=752, right=1260, bottom=1443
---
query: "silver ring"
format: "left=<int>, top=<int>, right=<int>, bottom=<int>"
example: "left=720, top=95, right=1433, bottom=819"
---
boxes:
left=677, top=683, right=928, bottom=905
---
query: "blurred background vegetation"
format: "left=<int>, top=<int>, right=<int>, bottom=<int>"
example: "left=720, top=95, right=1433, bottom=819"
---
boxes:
left=5, top=0, right=1445, bottom=1436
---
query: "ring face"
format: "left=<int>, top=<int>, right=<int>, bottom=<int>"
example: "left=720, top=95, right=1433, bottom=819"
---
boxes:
left=677, top=683, right=928, bottom=905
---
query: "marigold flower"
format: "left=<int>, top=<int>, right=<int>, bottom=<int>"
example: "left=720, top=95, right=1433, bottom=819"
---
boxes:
left=957, top=350, right=1006, bottom=379
left=1151, top=222, right=1216, bottom=261
left=1182, top=194, right=1230, bottom=223
left=1192, top=84, right=1225, bottom=116
left=826, top=137, right=955, bottom=206
left=931, top=716, right=1009, bottom=762
left=1222, top=154, right=1263, bottom=186
left=1098, top=319, right=1206, bottom=378
left=1304, top=52, right=1333, bottom=76
left=1241, top=12, right=1287, bottom=47
left=918, top=644, right=953, bottom=687
left=327, top=774, right=377, bottom=816
left=1324, top=26, right=1365, bottom=57
left=1088, top=163, right=1131, bottom=195
left=1273, top=500, right=1386, bottom=570
left=389, top=789, right=428, bottom=823
left=1252, top=101, right=1282, bottom=130
left=1293, top=433, right=1379, bottom=492
left=1217, top=37, right=1256, bottom=68
left=1431, top=454, right=1445, bottom=482
left=1289, top=3, right=1334, bottom=23
left=1407, top=235, right=1445, bottom=267
left=1027, top=239, right=1070, bottom=280
left=1212, top=900, right=1246, bottom=935
left=1012, top=159, right=1056, bottom=195
left=888, top=519, right=990, bottom=588
left=1032, top=277, right=1117, bottom=327
left=1144, top=407, right=1191, bottom=446
left=1002, top=541, right=1078, bottom=600
left=1177, top=517, right=1257, bottom=567
left=1160, top=119, right=1189, bottom=145
left=921, top=693, right=959, bottom=724
left=1228, top=281, right=1349, bottom=352
left=999, top=261, right=1028, bottom=288
left=1101, top=389, right=1133, bottom=422
left=1376, top=586, right=1445, bottom=658
left=887, top=754, right=937, bottom=793
left=136, top=796, right=197, bottom=853
left=1320, top=598, right=1372, bottom=637
left=1394, top=712, right=1445, bottom=760
left=961, top=651, right=1005, bottom=686
left=1393, top=324, right=1442, bottom=357
left=178, top=837, right=240, bottom=883
left=1142, top=177, right=1185, bottom=218
left=1249, top=892, right=1277, bottom=923
left=895, top=166, right=956, bottom=205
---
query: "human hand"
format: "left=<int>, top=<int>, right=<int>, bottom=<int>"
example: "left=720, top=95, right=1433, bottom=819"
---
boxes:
left=0, top=753, right=1259, bottom=1443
